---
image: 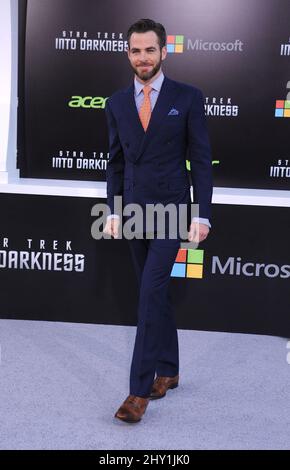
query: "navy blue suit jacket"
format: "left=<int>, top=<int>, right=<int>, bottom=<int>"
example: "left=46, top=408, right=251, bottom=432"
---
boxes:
left=105, top=76, right=213, bottom=229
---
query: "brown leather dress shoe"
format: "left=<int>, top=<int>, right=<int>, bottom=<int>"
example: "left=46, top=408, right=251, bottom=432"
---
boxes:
left=149, top=374, right=179, bottom=399
left=114, top=395, right=149, bottom=423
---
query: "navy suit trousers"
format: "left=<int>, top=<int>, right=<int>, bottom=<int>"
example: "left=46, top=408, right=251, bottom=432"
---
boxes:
left=128, top=236, right=180, bottom=397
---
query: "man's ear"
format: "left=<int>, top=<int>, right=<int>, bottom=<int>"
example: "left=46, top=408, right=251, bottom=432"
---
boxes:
left=161, top=46, right=167, bottom=61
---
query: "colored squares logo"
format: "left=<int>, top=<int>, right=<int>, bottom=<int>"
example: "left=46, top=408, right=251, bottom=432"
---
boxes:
left=171, top=249, right=204, bottom=279
left=167, top=35, right=184, bottom=53
left=275, top=100, right=290, bottom=118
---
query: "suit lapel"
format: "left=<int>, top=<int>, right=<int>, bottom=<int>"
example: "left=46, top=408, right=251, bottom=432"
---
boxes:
left=123, top=82, right=145, bottom=139
left=135, top=77, right=179, bottom=161
left=122, top=77, right=180, bottom=161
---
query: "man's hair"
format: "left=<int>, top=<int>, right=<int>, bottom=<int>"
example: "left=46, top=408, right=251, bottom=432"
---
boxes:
left=127, top=19, right=167, bottom=49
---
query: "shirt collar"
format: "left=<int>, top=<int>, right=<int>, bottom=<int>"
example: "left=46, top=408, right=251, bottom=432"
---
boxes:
left=134, top=71, right=164, bottom=97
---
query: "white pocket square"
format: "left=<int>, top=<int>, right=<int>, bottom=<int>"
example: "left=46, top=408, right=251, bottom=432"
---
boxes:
left=168, top=108, right=179, bottom=116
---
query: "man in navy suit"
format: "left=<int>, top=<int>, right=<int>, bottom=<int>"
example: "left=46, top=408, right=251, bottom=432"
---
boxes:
left=104, top=19, right=213, bottom=423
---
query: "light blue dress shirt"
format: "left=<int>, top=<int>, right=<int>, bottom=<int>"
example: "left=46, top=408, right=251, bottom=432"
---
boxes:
left=134, top=71, right=164, bottom=112
left=108, top=70, right=211, bottom=229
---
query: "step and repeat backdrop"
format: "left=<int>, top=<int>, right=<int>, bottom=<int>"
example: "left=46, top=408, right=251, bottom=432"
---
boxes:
left=2, top=0, right=288, bottom=335
left=18, top=0, right=289, bottom=188
left=0, top=193, right=290, bottom=337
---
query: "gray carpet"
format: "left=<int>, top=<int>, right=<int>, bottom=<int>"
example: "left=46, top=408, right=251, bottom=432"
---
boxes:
left=0, top=319, right=289, bottom=450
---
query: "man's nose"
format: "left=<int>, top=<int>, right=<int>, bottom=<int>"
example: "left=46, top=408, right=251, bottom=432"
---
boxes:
left=139, top=50, right=149, bottom=61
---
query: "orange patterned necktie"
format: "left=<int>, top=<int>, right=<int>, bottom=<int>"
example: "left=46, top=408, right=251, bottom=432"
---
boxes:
left=139, top=85, right=152, bottom=131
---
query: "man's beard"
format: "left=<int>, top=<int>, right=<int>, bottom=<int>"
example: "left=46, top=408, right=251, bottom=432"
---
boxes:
left=132, top=56, right=162, bottom=82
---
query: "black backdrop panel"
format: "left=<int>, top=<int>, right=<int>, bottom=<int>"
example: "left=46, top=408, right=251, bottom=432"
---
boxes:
left=0, top=193, right=289, bottom=336
left=0, top=193, right=138, bottom=325
left=18, top=0, right=290, bottom=188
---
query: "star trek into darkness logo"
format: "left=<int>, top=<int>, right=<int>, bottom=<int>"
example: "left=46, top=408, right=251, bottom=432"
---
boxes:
left=280, top=37, right=290, bottom=56
left=51, top=150, right=109, bottom=171
left=269, top=158, right=290, bottom=178
left=204, top=97, right=239, bottom=117
left=55, top=31, right=128, bottom=52
left=0, top=238, right=85, bottom=272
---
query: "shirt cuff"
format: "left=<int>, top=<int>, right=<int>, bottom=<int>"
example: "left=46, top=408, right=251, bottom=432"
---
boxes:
left=107, top=214, right=120, bottom=220
left=191, top=217, right=211, bottom=229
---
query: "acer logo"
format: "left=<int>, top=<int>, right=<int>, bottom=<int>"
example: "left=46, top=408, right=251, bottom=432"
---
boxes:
left=68, top=96, right=108, bottom=109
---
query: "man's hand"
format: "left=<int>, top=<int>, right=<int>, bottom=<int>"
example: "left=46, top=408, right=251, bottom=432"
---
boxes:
left=103, top=218, right=120, bottom=239
left=188, top=222, right=209, bottom=243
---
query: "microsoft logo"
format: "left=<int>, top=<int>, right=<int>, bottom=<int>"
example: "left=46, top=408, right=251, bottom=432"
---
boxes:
left=275, top=100, right=290, bottom=118
left=167, top=35, right=184, bottom=53
left=171, top=248, right=204, bottom=279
